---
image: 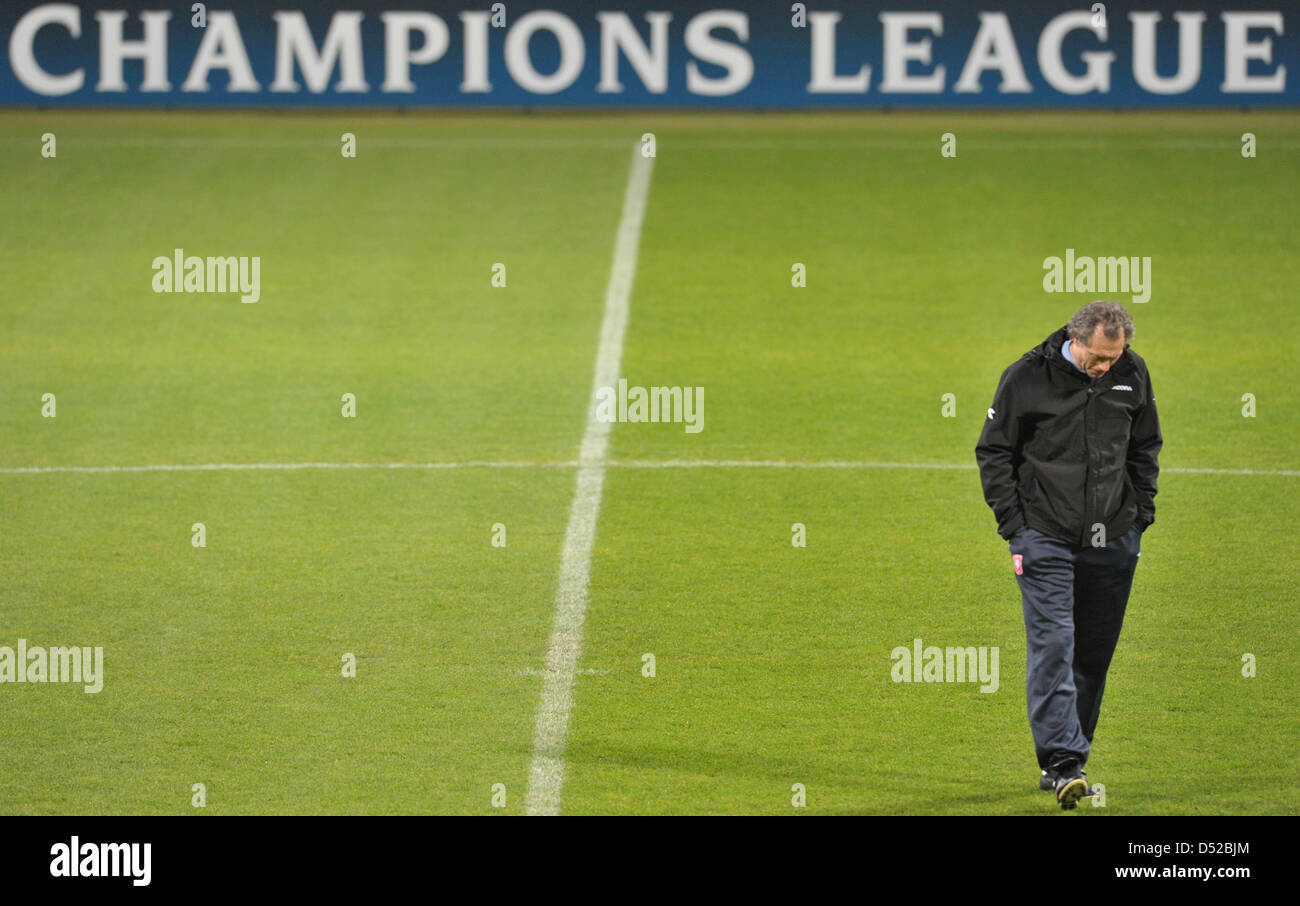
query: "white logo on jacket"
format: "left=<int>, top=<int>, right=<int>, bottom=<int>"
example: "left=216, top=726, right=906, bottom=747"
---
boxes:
left=1112, top=384, right=1133, bottom=391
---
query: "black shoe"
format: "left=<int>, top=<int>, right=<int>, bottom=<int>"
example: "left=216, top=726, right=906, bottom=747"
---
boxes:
left=1052, top=761, right=1090, bottom=810
left=1041, top=766, right=1092, bottom=793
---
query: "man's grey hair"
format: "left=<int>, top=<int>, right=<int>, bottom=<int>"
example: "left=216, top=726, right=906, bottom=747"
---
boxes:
left=1068, top=301, right=1136, bottom=344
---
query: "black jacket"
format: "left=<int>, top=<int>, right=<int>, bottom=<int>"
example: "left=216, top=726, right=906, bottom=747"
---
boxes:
left=976, top=325, right=1162, bottom=546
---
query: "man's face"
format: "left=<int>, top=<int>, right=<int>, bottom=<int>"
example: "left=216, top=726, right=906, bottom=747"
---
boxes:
left=1071, top=325, right=1127, bottom=379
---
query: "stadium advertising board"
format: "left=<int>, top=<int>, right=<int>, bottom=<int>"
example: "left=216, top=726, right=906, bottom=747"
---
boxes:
left=1, top=1, right=1296, bottom=107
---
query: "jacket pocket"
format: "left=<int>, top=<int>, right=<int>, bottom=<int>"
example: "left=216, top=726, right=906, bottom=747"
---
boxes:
left=1022, top=473, right=1045, bottom=504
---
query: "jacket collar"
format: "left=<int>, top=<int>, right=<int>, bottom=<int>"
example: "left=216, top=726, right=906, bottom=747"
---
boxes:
left=1036, top=324, right=1136, bottom=383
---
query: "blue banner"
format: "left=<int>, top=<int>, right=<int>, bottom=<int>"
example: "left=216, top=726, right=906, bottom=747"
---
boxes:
left=1, top=1, right=1295, bottom=107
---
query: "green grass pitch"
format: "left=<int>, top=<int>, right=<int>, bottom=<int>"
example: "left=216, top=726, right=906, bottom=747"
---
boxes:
left=1, top=109, right=1297, bottom=814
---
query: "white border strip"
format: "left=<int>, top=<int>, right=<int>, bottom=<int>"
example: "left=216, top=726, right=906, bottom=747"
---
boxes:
left=524, top=145, right=653, bottom=816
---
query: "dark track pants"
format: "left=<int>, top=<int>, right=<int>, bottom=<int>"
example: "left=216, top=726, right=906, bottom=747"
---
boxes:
left=1008, top=524, right=1142, bottom=770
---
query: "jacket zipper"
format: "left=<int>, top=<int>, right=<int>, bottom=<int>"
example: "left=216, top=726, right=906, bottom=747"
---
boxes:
left=1083, top=383, right=1094, bottom=545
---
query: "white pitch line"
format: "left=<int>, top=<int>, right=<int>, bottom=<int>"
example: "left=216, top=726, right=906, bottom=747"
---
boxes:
left=524, top=145, right=654, bottom=817
left=612, top=459, right=979, bottom=470
left=1, top=461, right=1297, bottom=477
left=0, top=460, right=574, bottom=474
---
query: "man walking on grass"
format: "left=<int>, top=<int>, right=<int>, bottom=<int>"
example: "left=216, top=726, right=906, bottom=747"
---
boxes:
left=976, top=301, right=1162, bottom=810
